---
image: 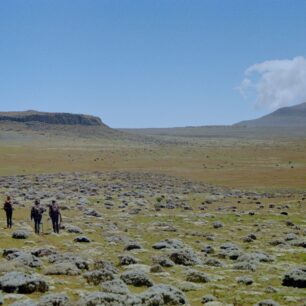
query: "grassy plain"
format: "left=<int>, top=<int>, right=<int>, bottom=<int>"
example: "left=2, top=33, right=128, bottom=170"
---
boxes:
left=0, top=124, right=305, bottom=305
left=0, top=135, right=305, bottom=190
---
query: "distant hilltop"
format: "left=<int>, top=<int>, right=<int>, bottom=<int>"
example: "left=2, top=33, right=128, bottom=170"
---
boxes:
left=234, top=102, right=306, bottom=127
left=0, top=110, right=106, bottom=126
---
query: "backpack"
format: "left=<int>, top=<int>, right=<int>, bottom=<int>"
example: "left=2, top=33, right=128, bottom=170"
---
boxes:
left=32, top=206, right=44, bottom=219
left=4, top=201, right=13, bottom=212
left=50, top=204, right=59, bottom=215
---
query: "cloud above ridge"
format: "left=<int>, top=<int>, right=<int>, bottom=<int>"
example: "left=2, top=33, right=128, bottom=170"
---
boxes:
left=239, top=56, right=306, bottom=109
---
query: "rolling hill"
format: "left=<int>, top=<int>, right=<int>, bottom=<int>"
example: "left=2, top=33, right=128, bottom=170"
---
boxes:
left=234, top=102, right=306, bottom=127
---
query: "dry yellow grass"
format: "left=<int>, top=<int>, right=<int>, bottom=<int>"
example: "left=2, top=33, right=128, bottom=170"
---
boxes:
left=0, top=137, right=305, bottom=190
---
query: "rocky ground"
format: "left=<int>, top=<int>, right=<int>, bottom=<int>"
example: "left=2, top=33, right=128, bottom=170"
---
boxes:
left=0, top=171, right=305, bottom=305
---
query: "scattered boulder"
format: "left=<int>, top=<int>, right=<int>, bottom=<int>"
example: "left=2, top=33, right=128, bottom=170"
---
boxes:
left=65, top=225, right=83, bottom=234
left=153, top=239, right=184, bottom=250
left=0, top=272, right=48, bottom=293
left=152, top=255, right=174, bottom=268
left=31, top=248, right=57, bottom=258
left=74, top=236, right=91, bottom=243
left=150, top=264, right=164, bottom=273
left=94, top=260, right=118, bottom=274
left=119, top=255, right=138, bottom=266
left=11, top=253, right=42, bottom=268
left=186, top=270, right=210, bottom=283
left=137, top=284, right=187, bottom=305
left=254, top=299, right=280, bottom=306
left=44, top=263, right=80, bottom=276
left=282, top=267, right=306, bottom=288
left=84, top=269, right=115, bottom=285
left=124, top=241, right=142, bottom=251
left=169, top=248, right=202, bottom=266
left=236, top=276, right=253, bottom=285
left=213, top=221, right=223, bottom=229
left=101, top=279, right=130, bottom=295
left=201, top=294, right=217, bottom=304
left=120, top=270, right=153, bottom=287
left=77, top=292, right=128, bottom=306
left=12, top=230, right=30, bottom=239
left=201, top=245, right=214, bottom=254
left=38, top=293, right=70, bottom=306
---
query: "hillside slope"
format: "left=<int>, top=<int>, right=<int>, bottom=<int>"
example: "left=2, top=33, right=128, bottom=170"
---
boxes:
left=234, top=102, right=306, bottom=127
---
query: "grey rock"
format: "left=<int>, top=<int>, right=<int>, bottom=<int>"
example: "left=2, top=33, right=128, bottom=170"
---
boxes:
left=219, top=243, right=241, bottom=260
left=203, top=258, right=224, bottom=267
left=121, top=270, right=153, bottom=287
left=282, top=267, right=306, bottom=288
left=201, top=294, right=217, bottom=304
left=31, top=248, right=57, bottom=258
left=77, top=292, right=128, bottom=306
left=74, top=236, right=91, bottom=243
left=152, top=255, right=175, bottom=267
left=124, top=241, right=142, bottom=251
left=101, top=279, right=129, bottom=295
left=150, top=264, right=164, bottom=273
left=153, top=239, right=184, bottom=250
left=0, top=272, right=48, bottom=293
left=11, top=301, right=37, bottom=306
left=47, top=253, right=89, bottom=270
left=84, top=209, right=102, bottom=217
left=137, top=284, right=187, bottom=305
left=38, top=293, right=70, bottom=306
left=94, top=260, right=118, bottom=274
left=233, top=261, right=257, bottom=272
left=12, top=230, right=30, bottom=239
left=169, top=248, right=202, bottom=266
left=119, top=255, right=138, bottom=266
left=236, top=276, right=253, bottom=285
left=254, top=299, right=280, bottom=306
left=11, top=252, right=43, bottom=268
left=64, top=225, right=83, bottom=234
left=186, top=270, right=210, bottom=283
left=84, top=269, right=115, bottom=285
left=44, top=263, right=80, bottom=276
left=201, top=245, right=214, bottom=254
left=237, top=252, right=274, bottom=263
left=213, top=221, right=223, bottom=229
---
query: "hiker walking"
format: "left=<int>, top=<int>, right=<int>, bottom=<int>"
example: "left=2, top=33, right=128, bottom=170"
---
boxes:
left=48, top=200, right=62, bottom=233
left=31, top=200, right=45, bottom=234
left=3, top=196, right=13, bottom=228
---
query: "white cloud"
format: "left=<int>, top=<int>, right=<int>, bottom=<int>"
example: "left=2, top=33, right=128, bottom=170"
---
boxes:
left=239, top=56, right=306, bottom=109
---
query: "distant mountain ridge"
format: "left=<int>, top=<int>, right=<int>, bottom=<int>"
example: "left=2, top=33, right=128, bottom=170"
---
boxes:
left=0, top=110, right=105, bottom=126
left=234, top=102, right=306, bottom=127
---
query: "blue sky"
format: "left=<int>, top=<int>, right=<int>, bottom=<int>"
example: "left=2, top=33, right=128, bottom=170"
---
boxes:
left=0, top=0, right=305, bottom=128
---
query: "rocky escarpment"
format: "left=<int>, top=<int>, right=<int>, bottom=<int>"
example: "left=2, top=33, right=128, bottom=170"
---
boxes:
left=0, top=110, right=106, bottom=126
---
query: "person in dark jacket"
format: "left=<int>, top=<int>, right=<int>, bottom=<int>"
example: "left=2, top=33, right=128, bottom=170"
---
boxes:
left=31, top=200, right=45, bottom=234
left=3, top=196, right=13, bottom=228
left=48, top=200, right=62, bottom=234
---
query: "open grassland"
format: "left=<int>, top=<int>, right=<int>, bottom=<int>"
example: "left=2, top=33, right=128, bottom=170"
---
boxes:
left=0, top=136, right=305, bottom=190
left=0, top=127, right=305, bottom=305
left=0, top=172, right=305, bottom=305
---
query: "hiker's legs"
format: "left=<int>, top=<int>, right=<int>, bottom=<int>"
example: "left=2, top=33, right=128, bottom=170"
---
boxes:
left=51, top=216, right=59, bottom=233
left=8, top=211, right=12, bottom=228
left=55, top=218, right=59, bottom=233
left=34, top=220, right=39, bottom=234
left=52, top=219, right=56, bottom=232
left=6, top=212, right=9, bottom=228
left=34, top=216, right=41, bottom=234
left=6, top=211, right=12, bottom=228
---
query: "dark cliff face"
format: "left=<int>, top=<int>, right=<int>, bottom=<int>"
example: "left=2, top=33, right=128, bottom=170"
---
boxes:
left=0, top=111, right=105, bottom=126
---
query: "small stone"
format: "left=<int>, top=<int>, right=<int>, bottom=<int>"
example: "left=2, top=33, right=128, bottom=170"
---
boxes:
left=12, top=230, right=30, bottom=239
